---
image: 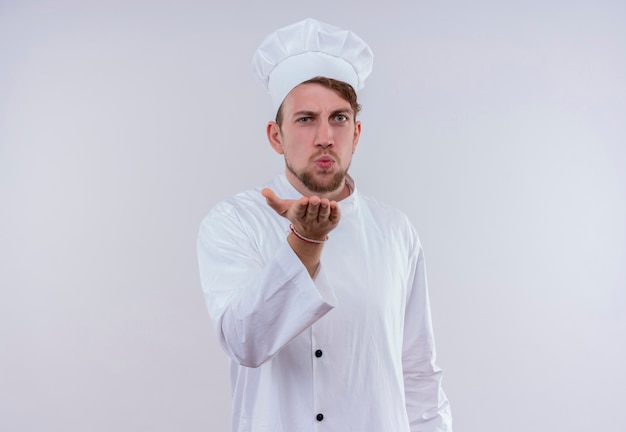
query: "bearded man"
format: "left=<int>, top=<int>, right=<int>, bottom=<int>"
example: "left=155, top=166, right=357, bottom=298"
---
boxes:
left=197, top=18, right=452, bottom=432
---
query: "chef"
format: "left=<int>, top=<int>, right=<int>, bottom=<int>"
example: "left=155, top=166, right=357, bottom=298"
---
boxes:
left=197, top=17, right=452, bottom=432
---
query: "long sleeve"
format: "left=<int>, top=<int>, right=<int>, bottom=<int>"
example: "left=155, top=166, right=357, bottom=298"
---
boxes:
left=403, top=233, right=453, bottom=431
left=197, top=176, right=452, bottom=431
left=197, top=199, right=337, bottom=368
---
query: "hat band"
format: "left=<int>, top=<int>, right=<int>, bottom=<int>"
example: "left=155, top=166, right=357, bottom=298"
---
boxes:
left=268, top=51, right=358, bottom=112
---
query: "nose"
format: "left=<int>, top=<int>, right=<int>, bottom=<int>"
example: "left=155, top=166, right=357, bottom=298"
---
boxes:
left=315, top=120, right=333, bottom=148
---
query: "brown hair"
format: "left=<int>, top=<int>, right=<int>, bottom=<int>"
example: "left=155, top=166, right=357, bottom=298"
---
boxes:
left=275, top=76, right=362, bottom=127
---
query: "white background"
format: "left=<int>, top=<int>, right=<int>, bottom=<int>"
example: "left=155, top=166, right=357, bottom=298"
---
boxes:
left=1, top=1, right=624, bottom=431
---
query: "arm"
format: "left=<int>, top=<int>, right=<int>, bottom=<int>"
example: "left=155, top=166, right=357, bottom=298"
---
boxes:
left=403, top=236, right=453, bottom=431
left=197, top=190, right=340, bottom=368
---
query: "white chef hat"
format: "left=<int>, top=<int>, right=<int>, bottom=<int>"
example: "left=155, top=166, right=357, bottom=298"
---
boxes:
left=252, top=18, right=374, bottom=113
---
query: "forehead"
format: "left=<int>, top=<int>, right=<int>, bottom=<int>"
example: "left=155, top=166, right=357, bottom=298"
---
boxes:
left=281, top=83, right=352, bottom=114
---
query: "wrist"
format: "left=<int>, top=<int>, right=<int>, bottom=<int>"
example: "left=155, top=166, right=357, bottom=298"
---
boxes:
left=289, top=224, right=328, bottom=244
left=287, top=232, right=322, bottom=278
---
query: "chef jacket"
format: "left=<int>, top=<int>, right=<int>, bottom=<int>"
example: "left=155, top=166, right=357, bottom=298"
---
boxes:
left=197, top=173, right=452, bottom=432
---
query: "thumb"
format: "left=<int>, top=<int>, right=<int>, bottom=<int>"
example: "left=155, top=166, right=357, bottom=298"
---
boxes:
left=261, top=188, right=290, bottom=217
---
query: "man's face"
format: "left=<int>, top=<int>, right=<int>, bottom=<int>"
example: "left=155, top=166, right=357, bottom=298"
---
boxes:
left=267, top=83, right=361, bottom=200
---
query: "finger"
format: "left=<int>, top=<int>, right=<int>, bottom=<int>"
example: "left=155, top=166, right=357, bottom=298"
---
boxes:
left=305, top=196, right=321, bottom=220
left=318, top=198, right=331, bottom=220
left=291, top=196, right=308, bottom=218
left=328, top=201, right=341, bottom=223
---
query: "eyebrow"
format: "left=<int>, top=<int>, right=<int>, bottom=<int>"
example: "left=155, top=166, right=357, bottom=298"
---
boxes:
left=330, top=109, right=352, bottom=117
left=292, top=108, right=353, bottom=118
left=293, top=110, right=318, bottom=118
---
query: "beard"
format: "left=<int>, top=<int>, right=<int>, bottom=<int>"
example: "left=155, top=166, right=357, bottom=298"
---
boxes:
left=286, top=159, right=349, bottom=194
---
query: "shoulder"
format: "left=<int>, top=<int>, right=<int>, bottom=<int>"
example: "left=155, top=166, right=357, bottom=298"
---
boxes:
left=209, top=187, right=265, bottom=217
left=358, top=192, right=414, bottom=229
left=356, top=192, right=422, bottom=250
left=199, top=175, right=289, bottom=238
left=201, top=186, right=274, bottom=230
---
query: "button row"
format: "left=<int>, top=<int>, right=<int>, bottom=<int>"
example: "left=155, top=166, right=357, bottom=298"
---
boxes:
left=315, top=349, right=324, bottom=422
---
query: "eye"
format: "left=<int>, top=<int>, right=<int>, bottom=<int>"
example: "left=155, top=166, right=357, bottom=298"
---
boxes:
left=334, top=114, right=348, bottom=122
left=297, top=117, right=312, bottom=123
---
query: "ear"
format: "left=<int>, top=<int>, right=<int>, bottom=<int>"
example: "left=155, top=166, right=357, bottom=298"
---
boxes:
left=352, top=120, right=362, bottom=154
left=266, top=121, right=284, bottom=155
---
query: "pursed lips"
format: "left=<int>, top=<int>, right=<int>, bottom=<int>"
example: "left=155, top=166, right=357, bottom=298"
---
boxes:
left=314, top=155, right=335, bottom=169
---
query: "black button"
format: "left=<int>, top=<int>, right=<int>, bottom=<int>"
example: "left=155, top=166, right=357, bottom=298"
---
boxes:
left=315, top=349, right=323, bottom=358
left=316, top=413, right=324, bottom=422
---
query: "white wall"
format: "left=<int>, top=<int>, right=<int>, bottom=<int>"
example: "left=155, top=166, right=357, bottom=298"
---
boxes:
left=1, top=1, right=624, bottom=431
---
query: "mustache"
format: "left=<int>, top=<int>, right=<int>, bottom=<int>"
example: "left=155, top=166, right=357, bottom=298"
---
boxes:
left=310, top=150, right=339, bottom=161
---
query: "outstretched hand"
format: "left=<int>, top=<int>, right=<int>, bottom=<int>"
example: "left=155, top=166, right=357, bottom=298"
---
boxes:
left=262, top=188, right=341, bottom=242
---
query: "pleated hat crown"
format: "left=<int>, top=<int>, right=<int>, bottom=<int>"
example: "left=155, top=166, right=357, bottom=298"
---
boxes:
left=252, top=18, right=374, bottom=112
